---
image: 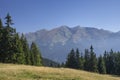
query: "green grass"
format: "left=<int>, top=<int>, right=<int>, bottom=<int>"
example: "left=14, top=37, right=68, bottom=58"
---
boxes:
left=0, top=63, right=119, bottom=80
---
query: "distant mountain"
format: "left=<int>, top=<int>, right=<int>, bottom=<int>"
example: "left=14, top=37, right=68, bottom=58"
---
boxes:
left=25, top=26, right=120, bottom=62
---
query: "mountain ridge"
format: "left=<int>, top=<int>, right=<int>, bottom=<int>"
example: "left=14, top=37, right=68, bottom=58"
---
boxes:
left=25, top=26, right=120, bottom=62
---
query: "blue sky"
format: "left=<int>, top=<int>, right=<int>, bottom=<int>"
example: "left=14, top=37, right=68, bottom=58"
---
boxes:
left=0, top=0, right=120, bottom=33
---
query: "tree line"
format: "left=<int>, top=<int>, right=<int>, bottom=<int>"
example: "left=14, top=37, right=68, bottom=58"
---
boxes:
left=65, top=46, right=120, bottom=75
left=0, top=13, right=42, bottom=66
left=0, top=13, right=120, bottom=75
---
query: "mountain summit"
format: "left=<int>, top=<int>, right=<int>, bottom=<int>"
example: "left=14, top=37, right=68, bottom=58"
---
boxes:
left=25, top=26, right=120, bottom=62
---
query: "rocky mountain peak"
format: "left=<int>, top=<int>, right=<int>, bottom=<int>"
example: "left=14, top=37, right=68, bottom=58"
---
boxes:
left=25, top=26, right=120, bottom=62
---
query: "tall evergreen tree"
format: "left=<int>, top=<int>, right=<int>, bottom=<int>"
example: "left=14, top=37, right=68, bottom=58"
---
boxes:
left=0, top=19, right=3, bottom=28
left=1, top=13, right=15, bottom=63
left=0, top=19, right=3, bottom=62
left=104, top=49, right=115, bottom=74
left=98, top=55, right=106, bottom=74
left=79, top=52, right=84, bottom=70
left=65, top=49, right=77, bottom=69
left=5, top=13, right=13, bottom=27
left=21, top=34, right=31, bottom=65
left=30, top=42, right=42, bottom=66
left=89, top=45, right=98, bottom=72
left=13, top=33, right=25, bottom=64
left=84, top=49, right=90, bottom=71
left=103, top=51, right=109, bottom=73
left=115, top=52, right=120, bottom=75
left=75, top=48, right=80, bottom=69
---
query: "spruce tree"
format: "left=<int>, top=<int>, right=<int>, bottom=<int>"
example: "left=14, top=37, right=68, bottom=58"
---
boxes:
left=21, top=34, right=31, bottom=65
left=84, top=49, right=90, bottom=71
left=0, top=19, right=3, bottom=62
left=109, top=49, right=116, bottom=74
left=115, top=52, right=120, bottom=75
left=5, top=13, right=13, bottom=27
left=2, top=13, right=15, bottom=63
left=98, top=55, right=106, bottom=74
left=0, top=19, right=2, bottom=26
left=13, top=33, right=25, bottom=64
left=30, top=42, right=42, bottom=66
left=76, top=48, right=80, bottom=69
left=89, top=45, right=98, bottom=72
left=79, top=52, right=84, bottom=70
left=65, top=49, right=77, bottom=69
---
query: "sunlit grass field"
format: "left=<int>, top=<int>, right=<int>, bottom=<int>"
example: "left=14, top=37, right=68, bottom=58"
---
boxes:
left=0, top=63, right=119, bottom=80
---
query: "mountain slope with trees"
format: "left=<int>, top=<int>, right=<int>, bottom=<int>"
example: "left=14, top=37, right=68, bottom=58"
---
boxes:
left=26, top=26, right=120, bottom=62
left=0, top=14, right=42, bottom=66
left=65, top=46, right=120, bottom=75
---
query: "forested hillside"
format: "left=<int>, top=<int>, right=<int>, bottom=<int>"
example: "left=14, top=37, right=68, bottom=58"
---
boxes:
left=65, top=46, right=120, bottom=75
left=0, top=14, right=42, bottom=66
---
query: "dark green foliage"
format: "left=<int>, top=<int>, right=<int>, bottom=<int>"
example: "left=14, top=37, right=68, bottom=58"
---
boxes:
left=84, top=46, right=98, bottom=72
left=1, top=13, right=16, bottom=63
left=115, top=52, right=120, bottom=75
left=5, top=13, right=14, bottom=27
left=0, top=14, right=43, bottom=66
left=0, top=19, right=3, bottom=28
left=89, top=45, right=98, bottom=72
left=30, top=42, right=42, bottom=66
left=65, top=46, right=120, bottom=75
left=84, top=49, right=90, bottom=71
left=103, top=50, right=120, bottom=75
left=21, top=34, right=31, bottom=65
left=65, top=48, right=84, bottom=69
left=79, top=53, right=84, bottom=69
left=0, top=19, right=3, bottom=62
left=75, top=48, right=80, bottom=69
left=98, top=55, right=106, bottom=74
left=66, top=49, right=77, bottom=69
left=13, top=33, right=25, bottom=64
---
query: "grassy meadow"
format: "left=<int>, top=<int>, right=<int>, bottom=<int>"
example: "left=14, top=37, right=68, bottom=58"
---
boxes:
left=0, top=63, right=119, bottom=80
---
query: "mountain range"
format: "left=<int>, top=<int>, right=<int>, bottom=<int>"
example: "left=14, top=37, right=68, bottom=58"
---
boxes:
left=25, top=26, right=120, bottom=62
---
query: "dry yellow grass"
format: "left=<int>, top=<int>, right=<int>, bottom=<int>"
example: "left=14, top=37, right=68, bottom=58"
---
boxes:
left=0, top=63, right=119, bottom=80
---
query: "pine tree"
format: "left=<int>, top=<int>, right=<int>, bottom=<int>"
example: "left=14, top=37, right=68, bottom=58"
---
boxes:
left=103, top=50, right=120, bottom=75
left=98, top=55, right=106, bottom=74
left=1, top=13, right=15, bottom=63
left=21, top=34, right=31, bottom=65
left=108, top=49, right=116, bottom=74
left=0, top=19, right=3, bottom=29
left=30, top=42, right=42, bottom=66
left=0, top=19, right=3, bottom=62
left=5, top=13, right=13, bottom=27
left=79, top=52, right=84, bottom=70
left=84, top=49, right=90, bottom=71
left=13, top=33, right=25, bottom=64
left=0, top=13, right=25, bottom=64
left=115, top=52, right=120, bottom=75
left=75, top=48, right=80, bottom=69
left=89, top=45, right=98, bottom=72
left=65, top=49, right=77, bottom=69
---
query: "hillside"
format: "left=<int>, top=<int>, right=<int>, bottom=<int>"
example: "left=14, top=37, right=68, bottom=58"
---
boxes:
left=26, top=26, right=120, bottom=62
left=0, top=63, right=119, bottom=80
